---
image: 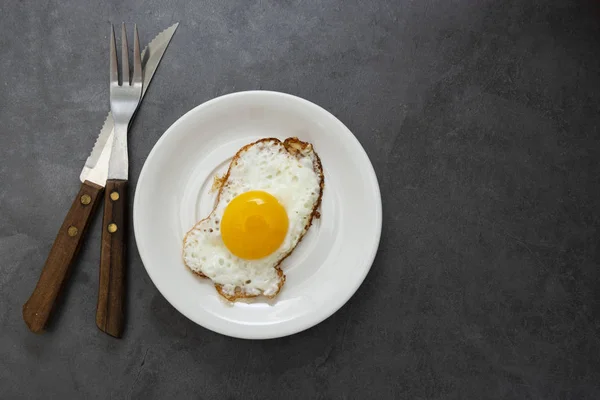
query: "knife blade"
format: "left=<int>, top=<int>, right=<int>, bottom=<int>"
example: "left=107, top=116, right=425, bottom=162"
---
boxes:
left=80, top=22, right=179, bottom=186
left=23, top=23, right=179, bottom=334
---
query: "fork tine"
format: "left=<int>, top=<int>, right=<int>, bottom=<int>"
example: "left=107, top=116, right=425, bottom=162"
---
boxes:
left=121, top=23, right=129, bottom=85
left=110, top=24, right=118, bottom=85
left=132, top=24, right=142, bottom=85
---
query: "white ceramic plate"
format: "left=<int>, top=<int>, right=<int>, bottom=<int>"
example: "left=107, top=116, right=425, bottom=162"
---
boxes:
left=134, top=91, right=381, bottom=339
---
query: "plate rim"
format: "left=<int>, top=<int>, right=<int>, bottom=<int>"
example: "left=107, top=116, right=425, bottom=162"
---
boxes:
left=133, top=90, right=382, bottom=339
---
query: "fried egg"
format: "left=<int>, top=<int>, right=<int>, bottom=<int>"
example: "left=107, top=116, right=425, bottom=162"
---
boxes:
left=182, top=137, right=324, bottom=301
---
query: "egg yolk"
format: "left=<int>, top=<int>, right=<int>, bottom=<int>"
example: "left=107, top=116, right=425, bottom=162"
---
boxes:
left=220, top=191, right=289, bottom=260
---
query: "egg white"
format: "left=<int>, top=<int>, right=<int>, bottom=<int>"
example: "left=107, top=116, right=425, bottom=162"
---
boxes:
left=183, top=139, right=321, bottom=298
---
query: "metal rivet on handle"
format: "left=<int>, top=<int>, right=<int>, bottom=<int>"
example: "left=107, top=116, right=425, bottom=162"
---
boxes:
left=107, top=223, right=118, bottom=233
left=68, top=226, right=78, bottom=237
left=110, top=192, right=119, bottom=201
left=80, top=194, right=91, bottom=205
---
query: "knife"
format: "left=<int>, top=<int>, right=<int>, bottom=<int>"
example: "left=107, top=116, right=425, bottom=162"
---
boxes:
left=22, top=23, right=179, bottom=334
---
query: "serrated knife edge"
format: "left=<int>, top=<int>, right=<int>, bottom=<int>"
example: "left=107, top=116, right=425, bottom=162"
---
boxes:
left=80, top=22, right=179, bottom=185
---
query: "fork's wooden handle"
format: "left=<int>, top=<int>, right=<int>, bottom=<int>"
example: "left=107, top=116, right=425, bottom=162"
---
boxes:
left=96, top=179, right=127, bottom=338
left=23, top=180, right=104, bottom=333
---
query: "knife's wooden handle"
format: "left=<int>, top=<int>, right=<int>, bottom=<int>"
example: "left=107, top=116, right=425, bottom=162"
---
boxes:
left=23, top=180, right=104, bottom=333
left=96, top=179, right=127, bottom=338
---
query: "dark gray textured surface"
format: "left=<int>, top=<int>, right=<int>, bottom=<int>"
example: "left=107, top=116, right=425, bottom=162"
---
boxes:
left=1, top=0, right=599, bottom=398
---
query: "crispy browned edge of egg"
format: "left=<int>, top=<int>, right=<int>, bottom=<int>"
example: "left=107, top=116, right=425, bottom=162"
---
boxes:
left=181, top=137, right=325, bottom=302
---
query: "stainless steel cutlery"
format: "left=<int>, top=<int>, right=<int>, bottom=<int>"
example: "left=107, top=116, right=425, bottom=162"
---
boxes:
left=23, top=23, right=178, bottom=337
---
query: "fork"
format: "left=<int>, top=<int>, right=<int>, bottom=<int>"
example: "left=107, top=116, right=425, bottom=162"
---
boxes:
left=96, top=23, right=142, bottom=338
